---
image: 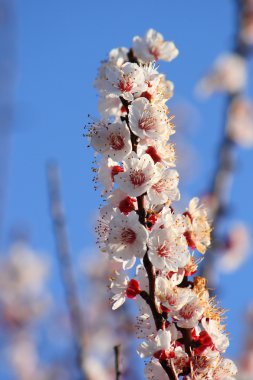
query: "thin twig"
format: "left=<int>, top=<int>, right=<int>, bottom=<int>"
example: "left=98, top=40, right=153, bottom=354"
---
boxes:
left=114, top=345, right=121, bottom=380
left=47, top=162, right=88, bottom=380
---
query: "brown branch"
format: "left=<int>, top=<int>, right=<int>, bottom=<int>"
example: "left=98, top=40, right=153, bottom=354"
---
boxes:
left=114, top=345, right=122, bottom=380
left=160, top=359, right=179, bottom=380
left=47, top=162, right=89, bottom=380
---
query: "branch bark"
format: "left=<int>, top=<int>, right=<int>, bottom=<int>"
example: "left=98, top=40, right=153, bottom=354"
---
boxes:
left=114, top=345, right=122, bottom=380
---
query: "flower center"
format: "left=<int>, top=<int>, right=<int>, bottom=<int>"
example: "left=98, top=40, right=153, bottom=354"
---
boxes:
left=149, top=46, right=160, bottom=61
left=179, top=304, right=194, bottom=320
left=118, top=79, right=133, bottom=93
left=157, top=243, right=171, bottom=257
left=129, top=169, right=146, bottom=187
left=166, top=293, right=177, bottom=306
left=121, top=228, right=136, bottom=244
left=108, top=133, right=124, bottom=150
left=152, top=178, right=165, bottom=193
left=138, top=115, right=157, bottom=131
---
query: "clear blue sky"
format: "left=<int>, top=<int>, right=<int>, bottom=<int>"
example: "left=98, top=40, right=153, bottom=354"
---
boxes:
left=3, top=0, right=253, bottom=368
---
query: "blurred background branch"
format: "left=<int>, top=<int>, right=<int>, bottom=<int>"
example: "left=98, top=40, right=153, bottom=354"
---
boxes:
left=200, top=0, right=253, bottom=291
left=47, top=162, right=88, bottom=380
left=0, top=0, right=17, bottom=246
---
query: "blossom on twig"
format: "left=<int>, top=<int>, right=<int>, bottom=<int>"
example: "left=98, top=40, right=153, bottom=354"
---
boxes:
left=87, top=28, right=237, bottom=379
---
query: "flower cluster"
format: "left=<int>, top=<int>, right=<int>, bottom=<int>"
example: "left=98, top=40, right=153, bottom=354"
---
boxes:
left=0, top=242, right=50, bottom=325
left=88, top=29, right=237, bottom=379
left=198, top=53, right=247, bottom=96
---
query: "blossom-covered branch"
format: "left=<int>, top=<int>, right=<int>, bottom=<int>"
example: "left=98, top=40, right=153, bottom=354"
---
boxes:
left=87, top=29, right=237, bottom=379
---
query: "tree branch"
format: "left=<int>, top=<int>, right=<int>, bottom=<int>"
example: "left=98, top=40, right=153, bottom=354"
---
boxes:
left=201, top=0, right=252, bottom=290
left=114, top=345, right=122, bottom=380
left=47, top=162, right=89, bottom=380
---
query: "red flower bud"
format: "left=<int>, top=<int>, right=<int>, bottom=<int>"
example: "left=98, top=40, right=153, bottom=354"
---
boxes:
left=126, top=279, right=141, bottom=299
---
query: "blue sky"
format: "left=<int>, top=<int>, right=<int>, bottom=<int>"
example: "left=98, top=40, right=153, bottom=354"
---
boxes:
left=3, top=0, right=253, bottom=371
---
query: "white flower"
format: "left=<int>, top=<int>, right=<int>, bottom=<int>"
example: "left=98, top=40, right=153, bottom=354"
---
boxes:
left=137, top=329, right=172, bottom=358
left=193, top=347, right=220, bottom=375
left=107, top=189, right=137, bottom=214
left=227, top=97, right=253, bottom=148
left=157, top=206, right=187, bottom=234
left=167, top=269, right=186, bottom=286
left=0, top=243, right=49, bottom=323
left=90, top=121, right=132, bottom=161
left=97, top=157, right=123, bottom=194
left=129, top=97, right=172, bottom=139
left=106, top=211, right=148, bottom=268
left=202, top=318, right=229, bottom=353
left=172, top=347, right=189, bottom=374
left=141, top=63, right=161, bottom=90
left=156, top=277, right=194, bottom=312
left=212, top=358, right=237, bottom=380
left=98, top=94, right=124, bottom=119
left=147, top=167, right=180, bottom=205
left=184, top=197, right=211, bottom=254
left=110, top=271, right=130, bottom=310
left=136, top=312, right=157, bottom=339
left=142, top=140, right=176, bottom=166
left=218, top=223, right=250, bottom=273
left=153, top=74, right=175, bottom=103
left=148, top=228, right=190, bottom=271
left=115, top=152, right=157, bottom=197
left=133, top=29, right=179, bottom=63
left=104, top=62, right=147, bottom=100
left=198, top=53, right=247, bottom=95
left=94, top=47, right=128, bottom=93
left=145, top=359, right=169, bottom=380
left=176, top=295, right=204, bottom=328
left=109, top=271, right=141, bottom=310
left=108, top=47, right=129, bottom=67
left=95, top=205, right=115, bottom=250
left=0, top=243, right=48, bottom=297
